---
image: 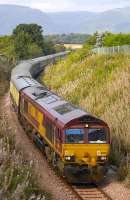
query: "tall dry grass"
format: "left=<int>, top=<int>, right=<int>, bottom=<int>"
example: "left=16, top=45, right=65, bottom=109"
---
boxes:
left=0, top=57, right=11, bottom=95
left=0, top=113, right=51, bottom=200
left=41, top=49, right=130, bottom=181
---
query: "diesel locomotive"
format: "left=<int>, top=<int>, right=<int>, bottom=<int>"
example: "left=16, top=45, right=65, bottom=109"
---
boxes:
left=10, top=52, right=110, bottom=183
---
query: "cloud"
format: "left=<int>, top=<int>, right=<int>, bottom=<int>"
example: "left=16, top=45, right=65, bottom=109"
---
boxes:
left=0, top=0, right=130, bottom=12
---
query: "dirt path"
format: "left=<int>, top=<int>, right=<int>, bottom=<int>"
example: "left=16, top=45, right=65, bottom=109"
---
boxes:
left=1, top=93, right=130, bottom=200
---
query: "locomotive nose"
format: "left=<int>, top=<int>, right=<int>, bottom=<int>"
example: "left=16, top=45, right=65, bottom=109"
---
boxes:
left=82, top=156, right=96, bottom=166
left=63, top=144, right=109, bottom=167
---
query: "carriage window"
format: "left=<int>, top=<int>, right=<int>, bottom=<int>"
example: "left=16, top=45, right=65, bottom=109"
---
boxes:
left=88, top=128, right=107, bottom=144
left=65, top=129, right=84, bottom=144
left=24, top=100, right=28, bottom=113
left=45, top=121, right=54, bottom=142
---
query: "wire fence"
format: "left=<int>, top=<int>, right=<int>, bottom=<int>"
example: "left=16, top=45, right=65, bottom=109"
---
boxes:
left=92, top=45, right=130, bottom=55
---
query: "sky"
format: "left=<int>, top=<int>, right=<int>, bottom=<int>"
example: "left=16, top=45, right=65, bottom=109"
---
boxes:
left=0, top=0, right=130, bottom=12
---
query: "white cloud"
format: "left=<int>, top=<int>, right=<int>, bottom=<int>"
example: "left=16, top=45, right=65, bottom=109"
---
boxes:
left=30, top=1, right=74, bottom=12
left=0, top=0, right=130, bottom=12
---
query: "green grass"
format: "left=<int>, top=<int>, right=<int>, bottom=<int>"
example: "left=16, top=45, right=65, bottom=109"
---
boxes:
left=41, top=48, right=130, bottom=182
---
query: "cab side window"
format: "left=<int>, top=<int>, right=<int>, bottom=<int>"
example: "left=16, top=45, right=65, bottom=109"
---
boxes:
left=24, top=99, right=28, bottom=113
left=45, top=120, right=54, bottom=143
left=56, top=128, right=62, bottom=143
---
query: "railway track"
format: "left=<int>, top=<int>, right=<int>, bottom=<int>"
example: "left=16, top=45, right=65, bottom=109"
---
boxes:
left=71, top=184, right=113, bottom=200
left=1, top=93, right=114, bottom=200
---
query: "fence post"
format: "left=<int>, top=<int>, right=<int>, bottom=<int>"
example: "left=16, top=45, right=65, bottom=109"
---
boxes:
left=113, top=46, right=114, bottom=54
left=118, top=46, right=119, bottom=53
left=92, top=45, right=130, bottom=55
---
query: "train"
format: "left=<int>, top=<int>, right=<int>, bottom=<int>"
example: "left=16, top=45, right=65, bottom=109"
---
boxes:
left=10, top=52, right=110, bottom=183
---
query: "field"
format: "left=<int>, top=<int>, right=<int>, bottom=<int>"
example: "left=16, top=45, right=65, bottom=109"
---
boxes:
left=64, top=43, right=83, bottom=49
left=41, top=48, right=130, bottom=181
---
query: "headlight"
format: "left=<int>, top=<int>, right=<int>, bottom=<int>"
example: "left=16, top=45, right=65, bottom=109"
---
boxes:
left=100, top=156, right=107, bottom=161
left=65, top=156, right=71, bottom=160
left=97, top=156, right=107, bottom=162
left=65, top=155, right=75, bottom=162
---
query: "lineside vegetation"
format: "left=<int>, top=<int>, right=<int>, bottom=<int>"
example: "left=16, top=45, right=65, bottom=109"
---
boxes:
left=41, top=47, right=130, bottom=182
left=0, top=114, right=51, bottom=200
left=0, top=60, right=52, bottom=200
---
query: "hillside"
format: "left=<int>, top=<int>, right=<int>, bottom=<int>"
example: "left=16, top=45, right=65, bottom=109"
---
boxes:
left=0, top=4, right=54, bottom=35
left=41, top=49, right=130, bottom=179
left=1, top=5, right=130, bottom=34
left=48, top=11, right=96, bottom=34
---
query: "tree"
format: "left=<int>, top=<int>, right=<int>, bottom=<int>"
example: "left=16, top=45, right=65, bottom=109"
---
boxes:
left=13, top=23, right=67, bottom=60
left=28, top=43, right=43, bottom=58
left=0, top=36, right=15, bottom=63
left=87, top=32, right=98, bottom=46
left=14, top=31, right=32, bottom=59
left=13, top=24, right=44, bottom=49
left=13, top=24, right=45, bottom=59
left=103, top=33, right=130, bottom=47
left=43, top=39, right=56, bottom=55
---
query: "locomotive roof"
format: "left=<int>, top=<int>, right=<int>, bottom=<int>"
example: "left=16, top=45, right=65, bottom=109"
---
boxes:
left=11, top=75, right=41, bottom=91
left=22, top=85, right=103, bottom=126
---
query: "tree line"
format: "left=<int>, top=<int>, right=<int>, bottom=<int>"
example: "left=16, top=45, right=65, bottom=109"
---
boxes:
left=86, top=32, right=130, bottom=47
left=0, top=23, right=65, bottom=63
left=45, top=33, right=90, bottom=44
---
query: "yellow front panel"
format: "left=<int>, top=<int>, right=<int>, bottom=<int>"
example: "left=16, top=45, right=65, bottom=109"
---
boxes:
left=63, top=144, right=110, bottom=166
left=10, top=82, right=19, bottom=106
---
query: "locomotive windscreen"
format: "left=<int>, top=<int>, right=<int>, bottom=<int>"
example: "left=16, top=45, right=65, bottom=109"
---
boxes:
left=65, top=129, right=84, bottom=144
left=88, top=128, right=107, bottom=144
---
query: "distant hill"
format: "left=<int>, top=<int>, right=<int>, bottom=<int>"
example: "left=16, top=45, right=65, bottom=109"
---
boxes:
left=0, top=5, right=54, bottom=35
left=48, top=11, right=96, bottom=34
left=0, top=4, right=130, bottom=35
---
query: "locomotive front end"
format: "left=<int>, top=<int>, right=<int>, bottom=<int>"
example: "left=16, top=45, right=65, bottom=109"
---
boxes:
left=62, top=123, right=110, bottom=183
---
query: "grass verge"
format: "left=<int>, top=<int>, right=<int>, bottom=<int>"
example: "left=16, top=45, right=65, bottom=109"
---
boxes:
left=41, top=48, right=130, bottom=182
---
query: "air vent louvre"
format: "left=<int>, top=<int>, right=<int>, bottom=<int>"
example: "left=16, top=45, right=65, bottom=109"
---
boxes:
left=54, top=103, right=75, bottom=115
left=32, top=91, right=49, bottom=100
